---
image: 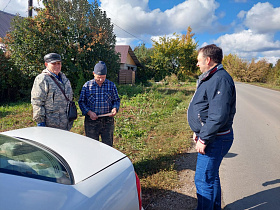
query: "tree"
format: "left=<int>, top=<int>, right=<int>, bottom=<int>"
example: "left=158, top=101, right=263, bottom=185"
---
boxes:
left=223, top=54, right=273, bottom=83
left=246, top=59, right=271, bottom=83
left=177, top=27, right=198, bottom=81
left=223, top=53, right=247, bottom=81
left=266, top=59, right=280, bottom=85
left=272, top=59, right=280, bottom=85
left=151, top=33, right=180, bottom=81
left=151, top=27, right=198, bottom=81
left=3, top=0, right=119, bottom=97
left=134, top=43, right=154, bottom=83
left=0, top=49, right=24, bottom=102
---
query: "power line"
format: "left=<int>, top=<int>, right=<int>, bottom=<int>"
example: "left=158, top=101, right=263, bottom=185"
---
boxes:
left=112, top=22, right=145, bottom=43
left=103, top=9, right=145, bottom=44
left=2, top=0, right=12, bottom=12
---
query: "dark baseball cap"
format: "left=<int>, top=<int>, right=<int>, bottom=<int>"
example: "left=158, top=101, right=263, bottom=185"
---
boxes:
left=44, top=53, right=61, bottom=63
left=93, top=61, right=107, bottom=75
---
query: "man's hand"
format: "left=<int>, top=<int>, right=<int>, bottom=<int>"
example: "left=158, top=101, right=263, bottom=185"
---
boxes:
left=196, top=140, right=207, bottom=155
left=110, top=108, right=117, bottom=117
left=37, top=122, right=46, bottom=127
left=88, top=110, right=98, bottom=120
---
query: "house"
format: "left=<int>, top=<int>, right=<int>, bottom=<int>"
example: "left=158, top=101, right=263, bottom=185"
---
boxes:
left=115, top=45, right=141, bottom=84
left=0, top=11, right=16, bottom=49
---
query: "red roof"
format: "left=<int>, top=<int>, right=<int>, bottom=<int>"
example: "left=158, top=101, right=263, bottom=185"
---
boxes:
left=115, top=45, right=141, bottom=66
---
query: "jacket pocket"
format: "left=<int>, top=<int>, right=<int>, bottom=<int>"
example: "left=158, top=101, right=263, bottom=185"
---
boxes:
left=45, top=111, right=60, bottom=128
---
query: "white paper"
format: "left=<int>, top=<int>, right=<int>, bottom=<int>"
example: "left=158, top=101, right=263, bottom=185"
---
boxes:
left=97, top=112, right=113, bottom=117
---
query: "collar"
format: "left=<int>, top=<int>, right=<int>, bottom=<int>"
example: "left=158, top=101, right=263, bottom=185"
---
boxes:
left=198, top=64, right=223, bottom=84
left=47, top=69, right=62, bottom=82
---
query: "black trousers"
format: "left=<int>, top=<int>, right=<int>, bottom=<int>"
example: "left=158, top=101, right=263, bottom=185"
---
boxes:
left=84, top=115, right=114, bottom=147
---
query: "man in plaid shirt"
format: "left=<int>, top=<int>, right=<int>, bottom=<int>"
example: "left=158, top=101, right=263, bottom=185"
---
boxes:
left=78, top=61, right=120, bottom=146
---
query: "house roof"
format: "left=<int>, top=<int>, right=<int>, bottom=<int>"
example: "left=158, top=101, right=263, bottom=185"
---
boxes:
left=0, top=11, right=16, bottom=38
left=115, top=45, right=141, bottom=67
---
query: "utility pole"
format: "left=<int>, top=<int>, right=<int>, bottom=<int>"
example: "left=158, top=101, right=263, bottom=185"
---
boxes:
left=28, top=0, right=33, bottom=17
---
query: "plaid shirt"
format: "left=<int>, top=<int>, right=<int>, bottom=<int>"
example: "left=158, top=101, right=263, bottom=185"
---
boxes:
left=78, top=79, right=120, bottom=116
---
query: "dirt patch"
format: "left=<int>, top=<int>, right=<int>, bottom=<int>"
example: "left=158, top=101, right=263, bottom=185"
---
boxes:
left=144, top=146, right=198, bottom=210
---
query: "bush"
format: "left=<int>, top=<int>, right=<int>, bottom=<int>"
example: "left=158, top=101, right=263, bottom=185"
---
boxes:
left=0, top=49, right=30, bottom=103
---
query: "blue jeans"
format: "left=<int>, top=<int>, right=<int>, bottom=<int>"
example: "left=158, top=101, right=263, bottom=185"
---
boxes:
left=195, top=131, right=233, bottom=210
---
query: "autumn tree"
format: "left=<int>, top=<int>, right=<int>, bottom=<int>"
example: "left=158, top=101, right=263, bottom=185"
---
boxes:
left=3, top=0, right=119, bottom=97
left=246, top=59, right=271, bottom=83
left=223, top=53, right=247, bottom=81
left=177, top=27, right=198, bottom=80
left=223, top=54, right=273, bottom=83
left=151, top=27, right=198, bottom=81
left=151, top=34, right=180, bottom=81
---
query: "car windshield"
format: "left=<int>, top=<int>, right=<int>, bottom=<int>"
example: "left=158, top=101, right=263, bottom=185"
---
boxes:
left=0, top=134, right=72, bottom=185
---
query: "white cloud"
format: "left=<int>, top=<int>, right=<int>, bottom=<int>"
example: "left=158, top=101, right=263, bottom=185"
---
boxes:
left=100, top=0, right=219, bottom=42
left=150, top=33, right=178, bottom=43
left=257, top=55, right=280, bottom=66
left=216, top=30, right=280, bottom=53
left=116, top=37, right=136, bottom=45
left=215, top=30, right=280, bottom=65
left=237, top=10, right=246, bottom=19
left=260, top=50, right=280, bottom=65
left=241, top=2, right=280, bottom=34
left=0, top=0, right=42, bottom=17
left=234, top=0, right=247, bottom=3
left=216, top=2, right=280, bottom=65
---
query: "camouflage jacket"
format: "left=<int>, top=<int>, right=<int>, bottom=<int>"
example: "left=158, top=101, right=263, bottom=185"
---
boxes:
left=31, top=69, right=74, bottom=130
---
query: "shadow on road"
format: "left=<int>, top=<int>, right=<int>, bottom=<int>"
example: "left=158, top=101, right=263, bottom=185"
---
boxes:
left=262, top=179, right=280, bottom=187
left=224, top=185, right=280, bottom=210
left=224, top=152, right=238, bottom=158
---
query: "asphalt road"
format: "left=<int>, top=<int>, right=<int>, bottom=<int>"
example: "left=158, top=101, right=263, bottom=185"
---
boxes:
left=220, top=82, right=280, bottom=210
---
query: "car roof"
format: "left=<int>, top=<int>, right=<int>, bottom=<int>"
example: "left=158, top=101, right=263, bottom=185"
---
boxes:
left=1, top=127, right=126, bottom=184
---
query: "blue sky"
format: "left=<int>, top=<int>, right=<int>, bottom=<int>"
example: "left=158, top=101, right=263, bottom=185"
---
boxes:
left=2, top=0, right=280, bottom=65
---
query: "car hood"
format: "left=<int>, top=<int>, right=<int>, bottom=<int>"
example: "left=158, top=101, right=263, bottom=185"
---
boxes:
left=1, top=127, right=127, bottom=184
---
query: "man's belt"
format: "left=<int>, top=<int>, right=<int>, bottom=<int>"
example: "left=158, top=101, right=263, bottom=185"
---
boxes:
left=217, top=129, right=231, bottom=136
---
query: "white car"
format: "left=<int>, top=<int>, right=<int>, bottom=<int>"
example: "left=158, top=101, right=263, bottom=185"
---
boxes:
left=0, top=127, right=143, bottom=210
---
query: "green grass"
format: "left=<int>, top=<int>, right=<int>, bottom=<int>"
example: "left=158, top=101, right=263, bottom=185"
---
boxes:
left=249, top=82, right=280, bottom=91
left=0, top=82, right=196, bottom=207
left=0, top=102, right=36, bottom=131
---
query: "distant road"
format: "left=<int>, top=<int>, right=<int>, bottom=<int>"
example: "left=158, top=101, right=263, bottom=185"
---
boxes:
left=221, top=83, right=280, bottom=210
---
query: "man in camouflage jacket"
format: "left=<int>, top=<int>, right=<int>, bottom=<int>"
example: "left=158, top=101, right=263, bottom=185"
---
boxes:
left=31, top=53, right=74, bottom=131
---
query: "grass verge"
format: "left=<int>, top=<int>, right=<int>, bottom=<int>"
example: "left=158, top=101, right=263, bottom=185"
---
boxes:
left=249, top=82, right=280, bottom=91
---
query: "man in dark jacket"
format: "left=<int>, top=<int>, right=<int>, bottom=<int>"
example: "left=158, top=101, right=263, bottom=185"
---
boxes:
left=187, top=44, right=236, bottom=210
